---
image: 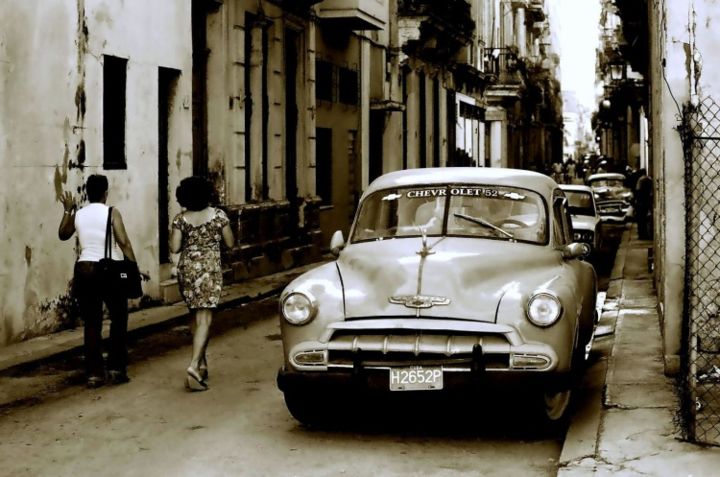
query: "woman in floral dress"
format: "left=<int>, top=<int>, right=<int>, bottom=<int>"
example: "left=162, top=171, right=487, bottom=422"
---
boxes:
left=170, top=176, right=234, bottom=390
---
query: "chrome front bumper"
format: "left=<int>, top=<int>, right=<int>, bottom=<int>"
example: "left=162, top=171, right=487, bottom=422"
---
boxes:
left=285, top=318, right=560, bottom=374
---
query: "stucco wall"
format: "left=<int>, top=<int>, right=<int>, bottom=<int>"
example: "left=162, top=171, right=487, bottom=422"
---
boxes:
left=0, top=0, right=192, bottom=345
left=649, top=0, right=707, bottom=374
left=652, top=0, right=686, bottom=374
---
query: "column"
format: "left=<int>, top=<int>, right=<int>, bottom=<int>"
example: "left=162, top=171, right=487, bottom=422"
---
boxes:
left=491, top=121, right=503, bottom=168
left=515, top=7, right=526, bottom=58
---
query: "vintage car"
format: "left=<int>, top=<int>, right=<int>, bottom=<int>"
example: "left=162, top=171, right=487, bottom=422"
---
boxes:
left=586, top=172, right=633, bottom=223
left=277, top=167, right=598, bottom=425
left=560, top=184, right=603, bottom=253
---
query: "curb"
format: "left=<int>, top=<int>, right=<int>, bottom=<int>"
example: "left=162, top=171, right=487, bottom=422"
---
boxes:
left=557, top=225, right=631, bottom=475
left=0, top=258, right=331, bottom=374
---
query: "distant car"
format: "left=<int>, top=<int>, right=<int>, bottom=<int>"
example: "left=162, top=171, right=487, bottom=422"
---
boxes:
left=276, top=167, right=598, bottom=426
left=586, top=173, right=633, bottom=223
left=560, top=184, right=602, bottom=253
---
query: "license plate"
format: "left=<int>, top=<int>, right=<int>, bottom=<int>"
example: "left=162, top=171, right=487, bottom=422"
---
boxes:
left=389, top=366, right=443, bottom=391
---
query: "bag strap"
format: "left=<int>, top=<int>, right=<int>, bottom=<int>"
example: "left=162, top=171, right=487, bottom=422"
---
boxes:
left=104, top=206, right=113, bottom=260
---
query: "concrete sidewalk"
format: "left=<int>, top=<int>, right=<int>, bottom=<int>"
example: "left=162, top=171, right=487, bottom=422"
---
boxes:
left=559, top=225, right=720, bottom=476
left=0, top=258, right=331, bottom=375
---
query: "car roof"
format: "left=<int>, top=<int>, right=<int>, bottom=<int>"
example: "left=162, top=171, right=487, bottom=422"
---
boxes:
left=588, top=173, right=625, bottom=181
left=559, top=184, right=593, bottom=193
left=363, top=167, right=557, bottom=200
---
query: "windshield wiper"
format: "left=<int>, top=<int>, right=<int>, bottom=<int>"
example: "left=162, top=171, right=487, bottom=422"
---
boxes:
left=453, top=212, right=515, bottom=239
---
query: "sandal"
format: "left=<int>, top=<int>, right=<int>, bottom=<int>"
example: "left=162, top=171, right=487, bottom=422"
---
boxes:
left=199, top=356, right=208, bottom=381
left=186, top=366, right=208, bottom=391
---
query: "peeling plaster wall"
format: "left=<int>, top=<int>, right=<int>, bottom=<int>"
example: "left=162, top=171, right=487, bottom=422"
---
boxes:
left=691, top=1, right=720, bottom=101
left=0, top=0, right=192, bottom=345
left=647, top=0, right=720, bottom=373
left=651, top=0, right=688, bottom=374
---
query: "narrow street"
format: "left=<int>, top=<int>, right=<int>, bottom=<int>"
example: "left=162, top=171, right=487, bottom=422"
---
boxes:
left=0, top=226, right=623, bottom=477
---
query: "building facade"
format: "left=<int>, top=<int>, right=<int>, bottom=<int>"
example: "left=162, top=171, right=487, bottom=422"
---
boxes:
left=0, top=0, right=563, bottom=346
left=0, top=0, right=193, bottom=344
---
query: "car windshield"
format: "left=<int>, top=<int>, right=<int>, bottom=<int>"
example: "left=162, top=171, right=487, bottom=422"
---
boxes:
left=565, top=191, right=596, bottom=217
left=351, top=185, right=547, bottom=244
left=590, top=179, right=624, bottom=188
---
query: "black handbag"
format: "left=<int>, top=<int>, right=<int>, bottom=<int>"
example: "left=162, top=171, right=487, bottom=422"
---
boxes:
left=99, top=207, right=143, bottom=299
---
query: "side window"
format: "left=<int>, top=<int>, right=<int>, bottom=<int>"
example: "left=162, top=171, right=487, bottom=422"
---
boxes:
left=552, top=196, right=573, bottom=246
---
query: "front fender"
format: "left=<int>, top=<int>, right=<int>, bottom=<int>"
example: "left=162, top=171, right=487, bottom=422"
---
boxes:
left=495, top=276, right=581, bottom=373
left=279, top=262, right=345, bottom=363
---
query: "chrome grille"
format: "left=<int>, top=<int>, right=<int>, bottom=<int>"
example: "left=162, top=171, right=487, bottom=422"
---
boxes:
left=326, top=332, right=511, bottom=370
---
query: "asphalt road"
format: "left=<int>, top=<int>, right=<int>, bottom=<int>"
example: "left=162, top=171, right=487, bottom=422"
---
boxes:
left=0, top=225, right=623, bottom=477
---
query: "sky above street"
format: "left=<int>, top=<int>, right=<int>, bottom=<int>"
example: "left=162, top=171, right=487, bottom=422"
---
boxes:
left=554, top=0, right=602, bottom=111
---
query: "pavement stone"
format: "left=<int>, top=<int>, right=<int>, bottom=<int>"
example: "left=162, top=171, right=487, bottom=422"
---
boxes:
left=558, top=225, right=720, bottom=476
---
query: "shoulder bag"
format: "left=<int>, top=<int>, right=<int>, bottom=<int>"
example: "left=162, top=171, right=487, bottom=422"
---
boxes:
left=99, top=207, right=143, bottom=299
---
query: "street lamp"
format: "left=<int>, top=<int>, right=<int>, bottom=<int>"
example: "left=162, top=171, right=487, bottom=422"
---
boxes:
left=608, top=61, right=626, bottom=81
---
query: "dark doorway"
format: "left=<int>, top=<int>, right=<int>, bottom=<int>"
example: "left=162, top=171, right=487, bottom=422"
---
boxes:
left=316, top=128, right=332, bottom=205
left=191, top=0, right=208, bottom=176
left=433, top=77, right=440, bottom=167
left=158, top=67, right=180, bottom=265
left=446, top=90, right=456, bottom=165
left=285, top=29, right=299, bottom=204
left=369, top=110, right=384, bottom=182
left=244, top=13, right=254, bottom=202
left=419, top=73, right=427, bottom=168
left=401, top=66, right=409, bottom=170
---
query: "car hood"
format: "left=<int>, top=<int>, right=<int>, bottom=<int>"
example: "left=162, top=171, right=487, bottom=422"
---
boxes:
left=337, top=237, right=564, bottom=322
left=570, top=214, right=599, bottom=232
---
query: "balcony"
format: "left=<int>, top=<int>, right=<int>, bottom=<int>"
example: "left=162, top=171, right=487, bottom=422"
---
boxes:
left=317, top=0, right=388, bottom=31
left=398, top=0, right=474, bottom=62
left=528, top=0, right=546, bottom=21
left=483, top=47, right=523, bottom=99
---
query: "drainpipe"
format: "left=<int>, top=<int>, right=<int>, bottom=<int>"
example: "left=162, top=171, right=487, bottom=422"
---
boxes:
left=360, top=38, right=370, bottom=190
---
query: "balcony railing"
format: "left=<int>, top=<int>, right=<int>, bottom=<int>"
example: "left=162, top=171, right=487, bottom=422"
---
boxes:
left=482, top=47, right=519, bottom=77
left=398, top=0, right=474, bottom=40
left=398, top=0, right=474, bottom=61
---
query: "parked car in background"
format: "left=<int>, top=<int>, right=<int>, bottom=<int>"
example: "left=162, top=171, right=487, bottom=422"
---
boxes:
left=277, top=167, right=598, bottom=426
left=586, top=172, right=633, bottom=223
left=560, top=184, right=602, bottom=254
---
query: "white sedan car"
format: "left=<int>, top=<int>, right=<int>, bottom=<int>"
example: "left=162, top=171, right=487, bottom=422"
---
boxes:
left=560, top=184, right=602, bottom=253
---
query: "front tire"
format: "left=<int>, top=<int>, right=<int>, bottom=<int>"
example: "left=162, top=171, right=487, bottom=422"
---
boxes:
left=283, top=390, right=334, bottom=428
left=542, top=387, right=572, bottom=422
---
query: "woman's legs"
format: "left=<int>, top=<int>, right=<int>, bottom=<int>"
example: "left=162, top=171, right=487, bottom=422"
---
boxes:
left=188, top=308, right=213, bottom=387
left=105, top=289, right=129, bottom=377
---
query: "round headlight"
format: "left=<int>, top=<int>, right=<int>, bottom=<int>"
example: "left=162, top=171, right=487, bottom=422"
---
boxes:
left=527, top=293, right=562, bottom=327
left=281, top=292, right=317, bottom=325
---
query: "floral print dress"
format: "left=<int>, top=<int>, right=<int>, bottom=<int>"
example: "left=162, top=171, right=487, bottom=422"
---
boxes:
left=172, top=208, right=230, bottom=309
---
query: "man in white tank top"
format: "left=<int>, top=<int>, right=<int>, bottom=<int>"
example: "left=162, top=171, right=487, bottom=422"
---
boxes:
left=59, top=174, right=138, bottom=388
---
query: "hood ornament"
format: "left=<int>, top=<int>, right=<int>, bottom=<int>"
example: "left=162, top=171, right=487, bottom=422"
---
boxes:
left=388, top=227, right=450, bottom=313
left=417, top=227, right=434, bottom=258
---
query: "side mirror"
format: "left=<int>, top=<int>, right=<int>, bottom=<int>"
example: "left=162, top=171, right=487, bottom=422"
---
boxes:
left=562, top=242, right=591, bottom=260
left=330, top=230, right=345, bottom=257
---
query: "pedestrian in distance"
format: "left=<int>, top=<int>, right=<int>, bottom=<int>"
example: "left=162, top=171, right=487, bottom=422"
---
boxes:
left=634, top=169, right=653, bottom=240
left=551, top=161, right=564, bottom=184
left=58, top=174, right=138, bottom=388
left=566, top=161, right=576, bottom=184
left=170, top=176, right=235, bottom=391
